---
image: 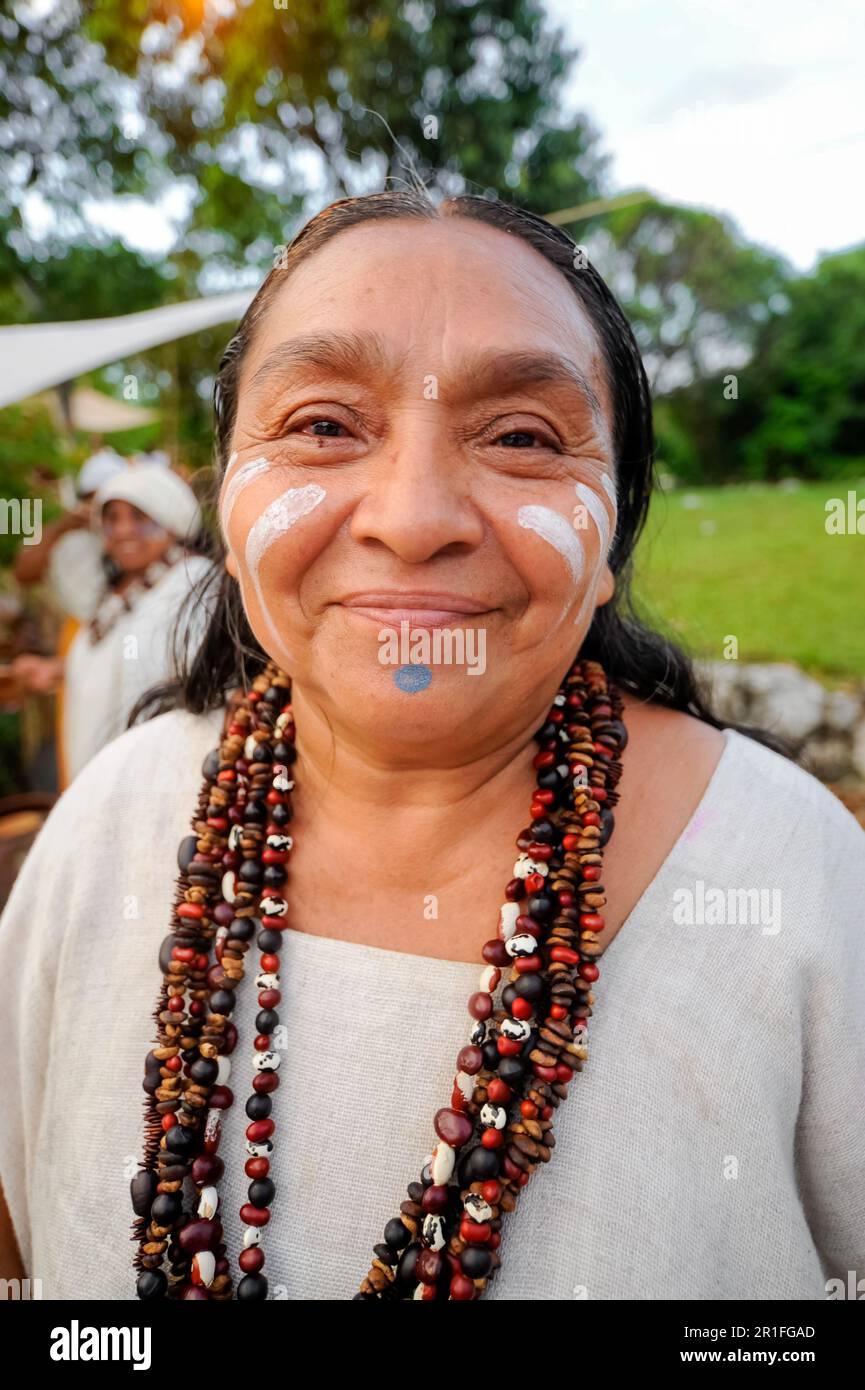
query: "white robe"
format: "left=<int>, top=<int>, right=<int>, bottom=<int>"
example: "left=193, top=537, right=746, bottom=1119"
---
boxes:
left=61, top=553, right=214, bottom=782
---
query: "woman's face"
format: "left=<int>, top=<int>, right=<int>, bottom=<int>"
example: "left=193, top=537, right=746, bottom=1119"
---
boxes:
left=222, top=217, right=618, bottom=754
left=101, top=500, right=173, bottom=575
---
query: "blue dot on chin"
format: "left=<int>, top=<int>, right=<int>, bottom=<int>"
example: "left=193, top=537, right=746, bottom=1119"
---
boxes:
left=394, top=664, right=432, bottom=693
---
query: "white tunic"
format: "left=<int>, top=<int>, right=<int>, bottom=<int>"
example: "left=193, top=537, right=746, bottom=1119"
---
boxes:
left=0, top=707, right=863, bottom=1301
left=60, top=554, right=213, bottom=782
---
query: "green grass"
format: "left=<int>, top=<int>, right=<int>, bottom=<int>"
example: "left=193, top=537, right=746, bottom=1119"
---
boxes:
left=632, top=482, right=865, bottom=681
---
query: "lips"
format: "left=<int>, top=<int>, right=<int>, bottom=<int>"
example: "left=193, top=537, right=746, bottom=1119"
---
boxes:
left=340, top=591, right=492, bottom=627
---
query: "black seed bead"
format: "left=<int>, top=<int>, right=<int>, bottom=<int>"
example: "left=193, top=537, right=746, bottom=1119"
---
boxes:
left=599, top=805, right=615, bottom=847
left=407, top=1182, right=424, bottom=1203
left=513, top=972, right=544, bottom=1000
left=373, top=1243, right=394, bottom=1263
left=228, top=916, right=256, bottom=941
left=256, top=1008, right=279, bottom=1034
left=243, top=801, right=267, bottom=824
left=151, top=1192, right=183, bottom=1225
left=210, top=989, right=235, bottom=1015
left=190, top=1057, right=219, bottom=1085
left=273, top=740, right=297, bottom=764
left=481, top=1040, right=499, bottom=1070
left=177, top=835, right=198, bottom=874
left=396, top=1243, right=420, bottom=1286
left=384, top=1217, right=410, bottom=1251
left=239, top=860, right=263, bottom=885
left=497, top=1056, right=525, bottom=1086
left=536, top=768, right=563, bottom=791
left=246, top=1093, right=272, bottom=1121
left=460, top=1246, right=492, bottom=1278
left=250, top=742, right=274, bottom=762
left=528, top=893, right=555, bottom=918
left=248, top=1178, right=276, bottom=1207
left=529, top=817, right=556, bottom=844
left=257, top=928, right=283, bottom=952
left=502, top=984, right=518, bottom=1012
left=270, top=802, right=292, bottom=825
left=237, top=1273, right=268, bottom=1300
left=536, top=720, right=559, bottom=741
left=136, top=1269, right=168, bottom=1300
left=165, top=1126, right=196, bottom=1156
left=158, top=935, right=180, bottom=976
left=459, top=1146, right=500, bottom=1185
left=263, top=865, right=287, bottom=887
left=201, top=749, right=220, bottom=780
left=130, top=1170, right=157, bottom=1217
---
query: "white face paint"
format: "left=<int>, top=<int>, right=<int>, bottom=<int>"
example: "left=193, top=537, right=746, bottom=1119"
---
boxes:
left=517, top=505, right=584, bottom=584
left=219, top=454, right=273, bottom=535
left=575, top=482, right=611, bottom=560
left=243, top=484, right=327, bottom=665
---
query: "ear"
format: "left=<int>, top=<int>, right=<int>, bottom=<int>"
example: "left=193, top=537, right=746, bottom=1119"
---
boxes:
left=594, top=562, right=615, bottom=608
left=225, top=549, right=238, bottom=579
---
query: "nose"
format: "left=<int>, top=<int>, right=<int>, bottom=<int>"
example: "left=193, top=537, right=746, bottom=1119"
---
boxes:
left=349, top=409, right=484, bottom=562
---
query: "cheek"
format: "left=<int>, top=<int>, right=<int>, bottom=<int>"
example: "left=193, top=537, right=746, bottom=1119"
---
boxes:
left=517, top=505, right=585, bottom=587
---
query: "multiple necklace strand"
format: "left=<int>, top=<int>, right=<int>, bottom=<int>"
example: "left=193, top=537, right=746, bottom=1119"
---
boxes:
left=131, top=655, right=626, bottom=1300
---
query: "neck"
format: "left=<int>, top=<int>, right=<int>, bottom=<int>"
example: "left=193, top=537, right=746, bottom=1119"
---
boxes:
left=287, top=681, right=557, bottom=920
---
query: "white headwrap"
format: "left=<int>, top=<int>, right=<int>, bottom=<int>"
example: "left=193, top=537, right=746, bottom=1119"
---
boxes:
left=76, top=448, right=126, bottom=499
left=95, top=463, right=202, bottom=541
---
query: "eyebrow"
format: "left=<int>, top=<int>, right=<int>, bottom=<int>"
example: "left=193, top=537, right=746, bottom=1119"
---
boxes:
left=246, top=330, right=607, bottom=429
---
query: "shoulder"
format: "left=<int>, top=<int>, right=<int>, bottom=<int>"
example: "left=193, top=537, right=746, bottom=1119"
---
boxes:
left=37, top=705, right=224, bottom=846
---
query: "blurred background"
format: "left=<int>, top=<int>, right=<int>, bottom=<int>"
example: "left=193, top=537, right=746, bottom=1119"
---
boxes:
left=1, top=0, right=863, bottom=895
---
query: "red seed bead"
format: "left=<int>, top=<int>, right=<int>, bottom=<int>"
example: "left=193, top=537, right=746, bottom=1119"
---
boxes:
left=550, top=1004, right=569, bottom=1020
left=261, top=916, right=289, bottom=930
left=582, top=811, right=601, bottom=827
left=550, top=945, right=580, bottom=966
left=253, top=1035, right=272, bottom=1052
left=481, top=1180, right=502, bottom=1204
left=239, top=1204, right=270, bottom=1227
left=177, top=903, right=204, bottom=920
left=533, top=1062, right=558, bottom=1082
left=165, top=1056, right=182, bottom=1073
left=541, top=1105, right=554, bottom=1120
left=532, top=750, right=556, bottom=769
left=246, top=1119, right=274, bottom=1143
left=486, top=1078, right=511, bottom=1104
left=481, top=1127, right=504, bottom=1149
left=525, top=873, right=545, bottom=893
left=503, top=1154, right=523, bottom=1182
left=504, top=878, right=523, bottom=901
left=167, top=996, right=185, bottom=1013
left=460, top=1219, right=491, bottom=1244
left=450, top=1273, right=476, bottom=1300
left=245, top=1157, right=270, bottom=1179
left=515, top=914, right=540, bottom=936
left=258, top=989, right=281, bottom=1009
left=580, top=913, right=605, bottom=930
left=511, top=996, right=533, bottom=1020
left=188, top=1001, right=203, bottom=1016
left=515, top=954, right=542, bottom=974
left=482, top=938, right=509, bottom=967
left=468, top=992, right=493, bottom=1021
left=253, top=1071, right=279, bottom=1094
left=582, top=865, right=602, bottom=881
left=208, top=1086, right=233, bottom=1110
left=260, top=954, right=280, bottom=973
left=527, top=843, right=552, bottom=861
left=579, top=962, right=600, bottom=982
left=421, top=1184, right=450, bottom=1214
left=521, top=1099, right=538, bottom=1118
left=593, top=786, right=608, bottom=801
left=173, top=945, right=196, bottom=961
left=558, top=891, right=575, bottom=907
left=434, top=1108, right=473, bottom=1149
left=239, top=1246, right=265, bottom=1274
left=416, top=1248, right=442, bottom=1284
left=562, top=834, right=580, bottom=851
left=535, top=790, right=555, bottom=805
left=451, top=1084, right=467, bottom=1112
left=161, top=1114, right=176, bottom=1132
left=496, top=1037, right=523, bottom=1057
left=556, top=1062, right=573, bottom=1082
left=457, top=1045, right=483, bottom=1075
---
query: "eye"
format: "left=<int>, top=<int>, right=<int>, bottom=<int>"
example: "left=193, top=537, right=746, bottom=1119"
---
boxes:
left=297, top=417, right=347, bottom=437
left=494, top=426, right=558, bottom=449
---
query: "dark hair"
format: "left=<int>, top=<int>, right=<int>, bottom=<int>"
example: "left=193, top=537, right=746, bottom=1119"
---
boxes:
left=134, top=188, right=790, bottom=756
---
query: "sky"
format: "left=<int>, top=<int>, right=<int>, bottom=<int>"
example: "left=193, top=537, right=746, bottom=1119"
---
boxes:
left=545, top=0, right=864, bottom=270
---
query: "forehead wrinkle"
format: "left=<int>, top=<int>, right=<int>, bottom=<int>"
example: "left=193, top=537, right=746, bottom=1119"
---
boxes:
left=244, top=330, right=608, bottom=432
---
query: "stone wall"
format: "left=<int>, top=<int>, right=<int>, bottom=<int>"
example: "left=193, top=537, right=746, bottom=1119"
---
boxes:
left=694, top=661, right=865, bottom=785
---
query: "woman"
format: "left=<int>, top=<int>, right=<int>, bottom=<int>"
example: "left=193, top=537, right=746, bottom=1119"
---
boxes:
left=0, top=191, right=862, bottom=1302
left=60, top=462, right=213, bottom=782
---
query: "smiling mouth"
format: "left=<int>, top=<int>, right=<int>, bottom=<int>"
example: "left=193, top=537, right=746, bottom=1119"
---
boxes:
left=339, top=592, right=493, bottom=627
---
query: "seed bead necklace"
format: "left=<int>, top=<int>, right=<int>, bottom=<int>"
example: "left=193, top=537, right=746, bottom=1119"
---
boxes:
left=131, top=655, right=626, bottom=1300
